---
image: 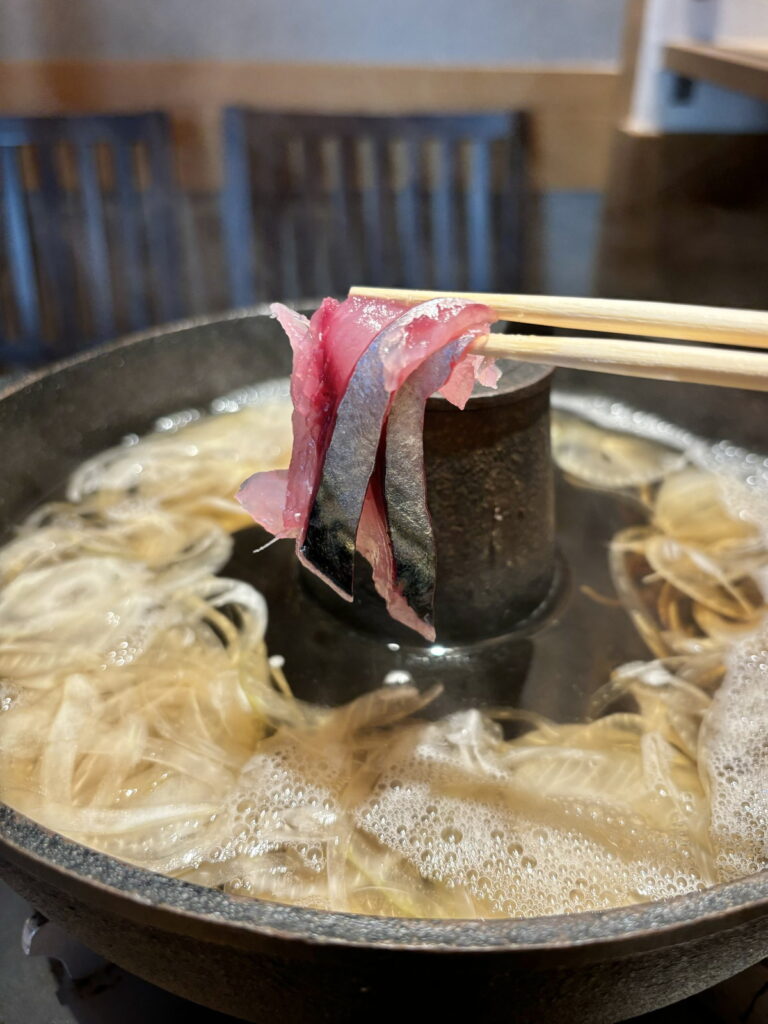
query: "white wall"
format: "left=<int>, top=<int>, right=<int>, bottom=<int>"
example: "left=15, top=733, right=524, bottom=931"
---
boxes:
left=714, top=0, right=768, bottom=44
left=629, top=0, right=768, bottom=133
left=0, top=0, right=625, bottom=63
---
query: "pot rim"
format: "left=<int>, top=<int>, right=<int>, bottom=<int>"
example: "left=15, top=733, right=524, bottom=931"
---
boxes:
left=1, top=309, right=767, bottom=960
left=3, top=802, right=768, bottom=957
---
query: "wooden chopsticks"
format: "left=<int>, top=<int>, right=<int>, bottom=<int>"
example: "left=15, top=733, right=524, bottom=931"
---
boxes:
left=348, top=287, right=768, bottom=391
left=349, top=287, right=768, bottom=348
left=477, top=333, right=768, bottom=393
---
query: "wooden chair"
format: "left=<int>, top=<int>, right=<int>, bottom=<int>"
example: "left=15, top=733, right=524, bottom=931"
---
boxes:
left=221, top=109, right=525, bottom=306
left=0, top=112, right=181, bottom=364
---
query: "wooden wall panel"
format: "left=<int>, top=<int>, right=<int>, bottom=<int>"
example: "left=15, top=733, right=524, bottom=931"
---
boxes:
left=0, top=61, right=619, bottom=190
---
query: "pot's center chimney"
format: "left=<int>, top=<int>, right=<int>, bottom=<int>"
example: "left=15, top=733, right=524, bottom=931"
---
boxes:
left=302, top=361, right=557, bottom=645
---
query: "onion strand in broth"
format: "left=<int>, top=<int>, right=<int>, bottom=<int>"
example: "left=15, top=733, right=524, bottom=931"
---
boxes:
left=0, top=389, right=766, bottom=917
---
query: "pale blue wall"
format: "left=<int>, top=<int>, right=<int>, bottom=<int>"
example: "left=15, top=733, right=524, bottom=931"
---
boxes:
left=0, top=0, right=624, bottom=63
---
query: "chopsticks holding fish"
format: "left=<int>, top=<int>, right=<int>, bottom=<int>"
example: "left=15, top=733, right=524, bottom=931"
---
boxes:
left=240, top=290, right=768, bottom=644
left=349, top=288, right=768, bottom=392
left=349, top=288, right=768, bottom=349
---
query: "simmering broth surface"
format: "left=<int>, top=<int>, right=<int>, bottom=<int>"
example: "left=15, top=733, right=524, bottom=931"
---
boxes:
left=0, top=383, right=766, bottom=918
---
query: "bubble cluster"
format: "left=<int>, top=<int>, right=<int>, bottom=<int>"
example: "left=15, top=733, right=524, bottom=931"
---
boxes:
left=191, top=738, right=345, bottom=905
left=354, top=712, right=707, bottom=917
left=551, top=391, right=768, bottom=888
left=702, top=625, right=768, bottom=879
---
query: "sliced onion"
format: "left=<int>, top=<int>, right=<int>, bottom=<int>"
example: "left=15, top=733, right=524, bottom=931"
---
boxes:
left=551, top=411, right=686, bottom=489
left=1, top=388, right=766, bottom=919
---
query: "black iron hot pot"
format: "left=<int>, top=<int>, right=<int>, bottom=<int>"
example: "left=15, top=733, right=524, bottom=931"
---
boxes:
left=0, top=309, right=767, bottom=1023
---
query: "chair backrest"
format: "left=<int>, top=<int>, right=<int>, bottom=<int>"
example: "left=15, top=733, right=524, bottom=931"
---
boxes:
left=221, top=110, right=525, bottom=306
left=0, top=112, right=181, bottom=364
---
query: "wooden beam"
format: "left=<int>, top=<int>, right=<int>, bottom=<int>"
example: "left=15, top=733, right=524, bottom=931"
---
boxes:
left=0, top=61, right=619, bottom=191
left=665, top=43, right=768, bottom=104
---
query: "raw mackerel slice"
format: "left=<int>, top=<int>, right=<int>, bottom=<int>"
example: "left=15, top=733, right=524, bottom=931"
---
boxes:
left=237, top=296, right=406, bottom=541
left=301, top=299, right=492, bottom=601
left=238, top=295, right=494, bottom=639
left=382, top=340, right=471, bottom=629
left=354, top=467, right=434, bottom=639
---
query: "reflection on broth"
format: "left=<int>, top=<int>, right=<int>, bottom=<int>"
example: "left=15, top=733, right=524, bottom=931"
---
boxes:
left=0, top=385, right=766, bottom=918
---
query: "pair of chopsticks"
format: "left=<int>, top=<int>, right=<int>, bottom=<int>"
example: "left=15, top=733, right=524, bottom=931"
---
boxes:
left=348, top=287, right=768, bottom=392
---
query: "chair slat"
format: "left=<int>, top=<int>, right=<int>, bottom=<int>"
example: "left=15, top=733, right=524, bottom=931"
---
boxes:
left=466, top=140, right=492, bottom=292
left=222, top=108, right=257, bottom=307
left=285, top=140, right=304, bottom=299
left=430, top=139, right=457, bottom=290
left=75, top=140, right=115, bottom=343
left=498, top=130, right=524, bottom=294
left=300, top=135, right=332, bottom=297
left=1, top=148, right=41, bottom=359
left=256, top=138, right=286, bottom=301
left=112, top=140, right=148, bottom=331
left=394, top=139, right=424, bottom=288
left=34, top=144, right=80, bottom=346
left=276, top=148, right=301, bottom=301
left=143, top=115, right=182, bottom=321
left=361, top=138, right=386, bottom=285
left=290, top=137, right=315, bottom=299
left=329, top=135, right=361, bottom=294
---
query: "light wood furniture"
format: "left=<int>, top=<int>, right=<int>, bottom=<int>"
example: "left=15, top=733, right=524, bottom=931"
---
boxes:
left=665, top=43, right=768, bottom=104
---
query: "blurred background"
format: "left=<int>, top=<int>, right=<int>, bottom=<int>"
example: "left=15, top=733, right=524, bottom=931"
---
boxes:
left=0, top=0, right=766, bottom=363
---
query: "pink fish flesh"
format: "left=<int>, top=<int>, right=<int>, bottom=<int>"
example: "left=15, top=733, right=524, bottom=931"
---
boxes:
left=238, top=296, right=495, bottom=639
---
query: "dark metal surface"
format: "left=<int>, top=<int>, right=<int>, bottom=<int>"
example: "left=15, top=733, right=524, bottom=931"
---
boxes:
left=3, top=880, right=766, bottom=1024
left=0, top=880, right=246, bottom=1024
left=423, top=360, right=554, bottom=641
left=0, top=310, right=767, bottom=1023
